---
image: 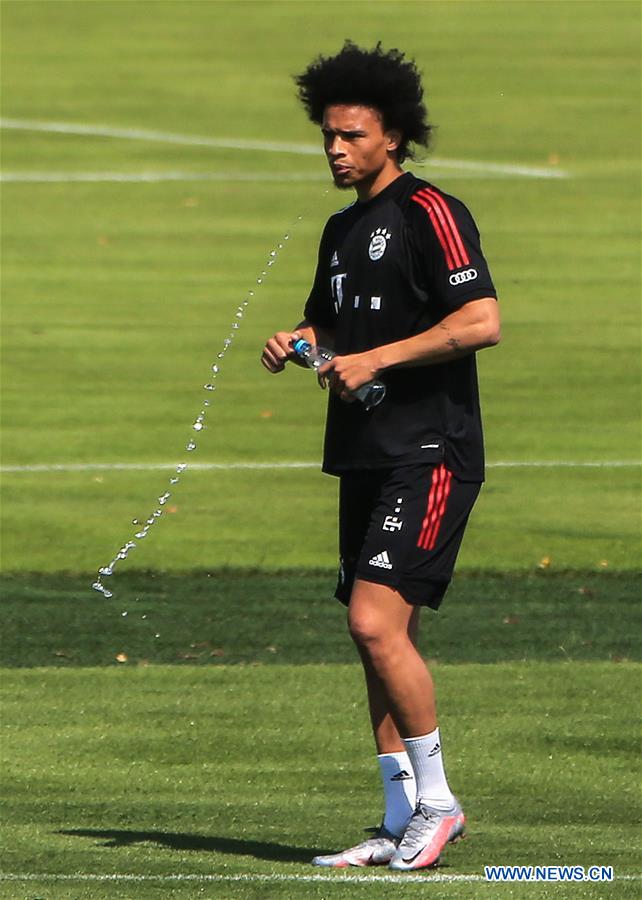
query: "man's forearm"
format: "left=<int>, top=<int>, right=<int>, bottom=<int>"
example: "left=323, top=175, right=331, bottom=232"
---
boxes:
left=376, top=297, right=500, bottom=371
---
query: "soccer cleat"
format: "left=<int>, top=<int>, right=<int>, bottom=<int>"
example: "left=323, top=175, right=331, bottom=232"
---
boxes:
left=388, top=798, right=465, bottom=870
left=312, top=826, right=399, bottom=868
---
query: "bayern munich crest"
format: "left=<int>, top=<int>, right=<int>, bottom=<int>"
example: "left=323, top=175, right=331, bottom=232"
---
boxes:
left=368, top=227, right=392, bottom=260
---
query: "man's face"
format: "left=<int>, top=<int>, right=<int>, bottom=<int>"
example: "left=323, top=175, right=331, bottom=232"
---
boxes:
left=321, top=104, right=400, bottom=191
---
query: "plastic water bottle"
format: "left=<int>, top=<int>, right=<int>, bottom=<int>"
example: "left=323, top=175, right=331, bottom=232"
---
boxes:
left=292, top=339, right=386, bottom=410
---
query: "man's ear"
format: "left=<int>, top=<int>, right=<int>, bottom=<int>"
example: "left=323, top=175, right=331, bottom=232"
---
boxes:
left=386, top=129, right=402, bottom=152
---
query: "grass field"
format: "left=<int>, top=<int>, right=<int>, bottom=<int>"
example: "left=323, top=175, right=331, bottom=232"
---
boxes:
left=1, top=0, right=640, bottom=896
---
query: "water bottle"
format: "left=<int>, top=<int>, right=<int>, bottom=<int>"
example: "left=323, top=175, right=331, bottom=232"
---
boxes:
left=292, top=339, right=386, bottom=410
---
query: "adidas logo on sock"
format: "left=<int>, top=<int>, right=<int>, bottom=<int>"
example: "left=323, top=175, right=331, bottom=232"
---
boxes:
left=391, top=769, right=413, bottom=781
left=369, top=550, right=393, bottom=570
left=427, top=742, right=441, bottom=758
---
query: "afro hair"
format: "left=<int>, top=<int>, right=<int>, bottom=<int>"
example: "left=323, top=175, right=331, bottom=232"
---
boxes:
left=295, top=40, right=432, bottom=163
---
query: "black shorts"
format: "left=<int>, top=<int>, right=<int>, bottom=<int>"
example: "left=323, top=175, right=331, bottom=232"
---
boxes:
left=335, top=463, right=481, bottom=610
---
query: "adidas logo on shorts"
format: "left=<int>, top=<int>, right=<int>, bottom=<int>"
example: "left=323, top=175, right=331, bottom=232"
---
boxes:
left=369, top=550, right=393, bottom=570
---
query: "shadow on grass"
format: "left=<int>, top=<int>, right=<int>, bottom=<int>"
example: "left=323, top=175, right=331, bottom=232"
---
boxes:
left=58, top=828, right=331, bottom=863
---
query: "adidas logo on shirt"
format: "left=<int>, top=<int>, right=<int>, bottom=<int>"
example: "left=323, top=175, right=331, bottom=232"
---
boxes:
left=369, top=550, right=393, bottom=570
left=330, top=251, right=339, bottom=267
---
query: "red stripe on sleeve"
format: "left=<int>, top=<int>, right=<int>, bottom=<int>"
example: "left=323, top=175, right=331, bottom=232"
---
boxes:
left=411, top=194, right=457, bottom=270
left=421, top=188, right=470, bottom=267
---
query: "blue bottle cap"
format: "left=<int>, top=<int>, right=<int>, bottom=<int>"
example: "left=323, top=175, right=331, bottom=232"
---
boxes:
left=293, top=338, right=311, bottom=355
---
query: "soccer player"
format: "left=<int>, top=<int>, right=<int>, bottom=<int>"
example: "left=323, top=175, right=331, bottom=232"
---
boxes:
left=261, top=41, right=500, bottom=871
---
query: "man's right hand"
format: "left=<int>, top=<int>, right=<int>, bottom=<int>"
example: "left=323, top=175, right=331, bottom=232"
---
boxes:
left=260, top=330, right=302, bottom=373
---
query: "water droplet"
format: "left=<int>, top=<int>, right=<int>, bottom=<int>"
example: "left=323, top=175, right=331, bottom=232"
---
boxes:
left=270, top=250, right=277, bottom=257
left=203, top=400, right=210, bottom=407
left=277, top=243, right=283, bottom=250
left=248, top=291, right=254, bottom=297
left=261, top=270, right=267, bottom=276
left=176, top=464, right=187, bottom=473
left=121, top=611, right=128, bottom=617
left=204, top=383, right=216, bottom=391
left=132, top=518, right=139, bottom=525
left=117, top=551, right=127, bottom=560
left=99, top=566, right=113, bottom=576
left=193, top=422, right=204, bottom=431
left=232, top=323, right=239, bottom=330
left=142, top=614, right=147, bottom=619
left=297, top=215, right=303, bottom=220
left=267, top=260, right=275, bottom=267
left=158, top=493, right=171, bottom=504
left=257, top=278, right=263, bottom=284
left=170, top=477, right=179, bottom=484
left=284, top=233, right=290, bottom=240
left=224, top=338, right=232, bottom=346
left=155, top=633, right=160, bottom=638
left=92, top=581, right=105, bottom=593
left=125, top=541, right=136, bottom=550
left=103, top=589, right=113, bottom=598
left=235, top=312, right=243, bottom=319
left=153, top=509, right=162, bottom=517
left=146, top=517, right=155, bottom=525
left=217, top=352, right=224, bottom=358
left=211, top=365, right=219, bottom=374
left=186, top=440, right=196, bottom=451
left=135, top=531, right=147, bottom=539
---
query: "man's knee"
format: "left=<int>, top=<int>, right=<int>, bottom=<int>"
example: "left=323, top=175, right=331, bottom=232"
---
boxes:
left=348, top=603, right=387, bottom=650
left=347, top=581, right=407, bottom=653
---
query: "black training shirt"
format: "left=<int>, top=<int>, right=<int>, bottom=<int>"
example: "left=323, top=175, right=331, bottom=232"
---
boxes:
left=304, top=172, right=497, bottom=481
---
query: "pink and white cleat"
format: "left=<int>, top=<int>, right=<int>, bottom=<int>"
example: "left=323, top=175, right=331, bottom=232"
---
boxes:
left=388, top=799, right=465, bottom=870
left=312, top=826, right=399, bottom=867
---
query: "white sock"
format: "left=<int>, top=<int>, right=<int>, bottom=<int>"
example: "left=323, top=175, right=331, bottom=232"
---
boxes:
left=403, top=728, right=456, bottom=812
left=377, top=751, right=416, bottom=837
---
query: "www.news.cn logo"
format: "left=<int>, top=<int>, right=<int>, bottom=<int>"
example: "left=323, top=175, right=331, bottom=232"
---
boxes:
left=484, top=865, right=614, bottom=883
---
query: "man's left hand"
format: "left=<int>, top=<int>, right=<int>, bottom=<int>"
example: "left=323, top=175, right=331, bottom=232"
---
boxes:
left=319, top=351, right=383, bottom=403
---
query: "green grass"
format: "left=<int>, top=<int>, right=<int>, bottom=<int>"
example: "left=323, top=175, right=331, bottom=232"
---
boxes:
left=1, top=1, right=640, bottom=896
left=1, top=663, right=640, bottom=898
left=1, top=570, right=640, bottom=667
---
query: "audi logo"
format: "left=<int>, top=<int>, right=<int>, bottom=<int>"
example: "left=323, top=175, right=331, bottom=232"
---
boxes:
left=449, top=267, right=478, bottom=286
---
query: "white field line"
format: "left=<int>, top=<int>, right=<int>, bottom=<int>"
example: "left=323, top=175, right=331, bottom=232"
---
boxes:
left=0, top=872, right=639, bottom=885
left=0, top=117, right=569, bottom=179
left=0, top=460, right=639, bottom=474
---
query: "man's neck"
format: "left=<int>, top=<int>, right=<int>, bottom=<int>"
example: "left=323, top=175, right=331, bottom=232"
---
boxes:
left=355, top=163, right=404, bottom=203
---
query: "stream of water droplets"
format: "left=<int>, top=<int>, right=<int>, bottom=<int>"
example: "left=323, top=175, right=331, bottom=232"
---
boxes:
left=91, top=214, right=307, bottom=604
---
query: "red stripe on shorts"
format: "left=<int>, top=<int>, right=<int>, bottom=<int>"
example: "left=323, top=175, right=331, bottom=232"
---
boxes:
left=417, top=464, right=453, bottom=551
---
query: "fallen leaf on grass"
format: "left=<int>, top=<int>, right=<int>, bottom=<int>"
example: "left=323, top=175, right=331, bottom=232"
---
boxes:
left=538, top=556, right=551, bottom=569
left=115, top=653, right=128, bottom=663
left=503, top=615, right=520, bottom=625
